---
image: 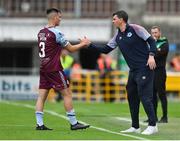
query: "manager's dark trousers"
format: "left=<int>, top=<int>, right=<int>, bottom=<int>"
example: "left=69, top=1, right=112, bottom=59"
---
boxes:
left=126, top=69, right=156, bottom=128
left=153, top=68, right=167, bottom=119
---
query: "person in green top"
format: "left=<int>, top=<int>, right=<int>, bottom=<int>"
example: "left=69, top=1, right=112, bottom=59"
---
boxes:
left=61, top=49, right=74, bottom=79
left=144, top=26, right=169, bottom=123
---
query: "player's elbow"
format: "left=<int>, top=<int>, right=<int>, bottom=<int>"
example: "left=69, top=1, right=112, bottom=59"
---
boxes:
left=67, top=49, right=74, bottom=53
left=65, top=44, right=75, bottom=53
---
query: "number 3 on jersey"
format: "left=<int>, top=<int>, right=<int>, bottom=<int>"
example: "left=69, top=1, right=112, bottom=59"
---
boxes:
left=39, top=42, right=45, bottom=57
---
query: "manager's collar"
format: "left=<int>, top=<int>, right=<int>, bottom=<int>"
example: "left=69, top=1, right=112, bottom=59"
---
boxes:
left=118, top=23, right=130, bottom=33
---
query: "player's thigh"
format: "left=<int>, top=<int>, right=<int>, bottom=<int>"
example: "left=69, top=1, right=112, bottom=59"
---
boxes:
left=47, top=71, right=70, bottom=90
left=39, top=71, right=52, bottom=89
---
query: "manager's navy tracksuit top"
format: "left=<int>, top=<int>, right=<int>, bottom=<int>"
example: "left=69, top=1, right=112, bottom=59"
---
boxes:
left=89, top=23, right=157, bottom=127
left=89, top=24, right=156, bottom=71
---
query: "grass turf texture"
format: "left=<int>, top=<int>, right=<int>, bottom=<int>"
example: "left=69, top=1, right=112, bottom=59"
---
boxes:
left=0, top=100, right=180, bottom=140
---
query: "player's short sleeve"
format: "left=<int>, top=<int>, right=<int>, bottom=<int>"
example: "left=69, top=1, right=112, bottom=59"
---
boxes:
left=56, top=32, right=69, bottom=47
left=49, top=28, right=69, bottom=47
left=130, top=24, right=151, bottom=41
left=107, top=30, right=118, bottom=49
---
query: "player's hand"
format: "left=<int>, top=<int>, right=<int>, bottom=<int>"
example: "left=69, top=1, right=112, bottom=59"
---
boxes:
left=79, top=36, right=91, bottom=47
left=146, top=55, right=156, bottom=70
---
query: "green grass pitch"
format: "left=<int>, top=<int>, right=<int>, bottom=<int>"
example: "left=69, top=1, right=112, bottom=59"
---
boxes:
left=0, top=100, right=180, bottom=140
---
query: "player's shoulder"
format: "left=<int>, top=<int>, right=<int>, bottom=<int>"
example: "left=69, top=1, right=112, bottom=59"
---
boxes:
left=48, top=27, right=60, bottom=34
left=38, top=27, right=52, bottom=36
left=38, top=28, right=47, bottom=38
left=48, top=27, right=64, bottom=37
left=38, top=27, right=46, bottom=33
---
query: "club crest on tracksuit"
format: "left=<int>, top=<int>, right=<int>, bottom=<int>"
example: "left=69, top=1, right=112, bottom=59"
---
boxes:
left=127, top=32, right=132, bottom=37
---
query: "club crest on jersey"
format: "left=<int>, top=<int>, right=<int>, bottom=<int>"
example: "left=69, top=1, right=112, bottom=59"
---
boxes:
left=127, top=32, right=132, bottom=37
left=119, top=36, right=122, bottom=40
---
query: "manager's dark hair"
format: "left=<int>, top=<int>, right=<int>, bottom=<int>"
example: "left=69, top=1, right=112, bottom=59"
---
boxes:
left=46, top=8, right=61, bottom=15
left=113, top=10, right=128, bottom=23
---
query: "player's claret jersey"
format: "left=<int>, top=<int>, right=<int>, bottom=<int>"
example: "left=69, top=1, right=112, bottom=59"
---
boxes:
left=38, top=27, right=69, bottom=72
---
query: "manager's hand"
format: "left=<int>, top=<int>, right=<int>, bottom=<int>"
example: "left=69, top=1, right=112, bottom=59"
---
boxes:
left=146, top=55, right=156, bottom=70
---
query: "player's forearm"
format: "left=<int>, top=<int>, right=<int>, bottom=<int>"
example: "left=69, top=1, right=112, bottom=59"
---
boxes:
left=66, top=43, right=86, bottom=53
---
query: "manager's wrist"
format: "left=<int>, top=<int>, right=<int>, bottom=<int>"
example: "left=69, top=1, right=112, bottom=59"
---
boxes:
left=149, top=52, right=155, bottom=56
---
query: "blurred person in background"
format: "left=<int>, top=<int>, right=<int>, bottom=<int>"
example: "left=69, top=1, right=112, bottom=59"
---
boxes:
left=55, top=49, right=74, bottom=102
left=170, top=53, right=180, bottom=71
left=71, top=60, right=82, bottom=80
left=88, top=10, right=158, bottom=135
left=145, top=26, right=169, bottom=123
left=97, top=54, right=115, bottom=78
left=36, top=8, right=90, bottom=130
left=61, top=49, right=74, bottom=79
left=96, top=53, right=117, bottom=102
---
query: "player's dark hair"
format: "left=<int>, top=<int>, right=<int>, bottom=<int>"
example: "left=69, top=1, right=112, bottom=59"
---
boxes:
left=113, top=10, right=128, bottom=23
left=46, top=8, right=61, bottom=15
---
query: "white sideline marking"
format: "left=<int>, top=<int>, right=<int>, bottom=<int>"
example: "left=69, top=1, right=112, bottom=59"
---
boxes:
left=115, top=117, right=148, bottom=126
left=1, top=101, right=149, bottom=140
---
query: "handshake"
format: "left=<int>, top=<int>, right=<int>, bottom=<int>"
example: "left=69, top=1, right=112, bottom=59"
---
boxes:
left=79, top=36, right=91, bottom=47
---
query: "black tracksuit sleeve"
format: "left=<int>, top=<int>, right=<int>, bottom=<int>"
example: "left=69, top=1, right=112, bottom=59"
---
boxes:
left=146, top=36, right=157, bottom=55
left=88, top=43, right=114, bottom=54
